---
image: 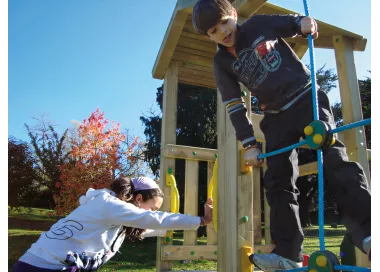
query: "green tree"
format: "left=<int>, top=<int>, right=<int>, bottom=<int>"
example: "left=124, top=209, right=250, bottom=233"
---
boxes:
left=8, top=137, right=38, bottom=209
left=25, top=117, right=69, bottom=208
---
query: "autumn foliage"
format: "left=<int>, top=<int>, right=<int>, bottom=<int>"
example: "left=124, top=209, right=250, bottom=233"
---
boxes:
left=54, top=108, right=137, bottom=215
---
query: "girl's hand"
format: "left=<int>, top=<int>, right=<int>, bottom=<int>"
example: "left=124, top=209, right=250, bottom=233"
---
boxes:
left=200, top=198, right=213, bottom=226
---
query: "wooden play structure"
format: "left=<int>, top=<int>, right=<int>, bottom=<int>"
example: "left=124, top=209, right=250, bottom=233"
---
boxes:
left=152, top=1, right=371, bottom=271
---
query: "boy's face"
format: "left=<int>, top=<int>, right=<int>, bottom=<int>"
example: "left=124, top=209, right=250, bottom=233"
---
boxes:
left=206, top=9, right=238, bottom=47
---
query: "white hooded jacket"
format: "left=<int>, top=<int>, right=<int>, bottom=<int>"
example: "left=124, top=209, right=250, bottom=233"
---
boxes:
left=19, top=188, right=201, bottom=270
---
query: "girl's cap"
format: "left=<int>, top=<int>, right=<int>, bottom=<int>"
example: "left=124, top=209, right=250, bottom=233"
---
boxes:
left=132, top=177, right=159, bottom=191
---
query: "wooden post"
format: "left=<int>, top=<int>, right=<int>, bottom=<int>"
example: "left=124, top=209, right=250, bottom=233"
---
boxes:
left=217, top=87, right=240, bottom=271
left=262, top=143, right=272, bottom=245
left=333, top=35, right=370, bottom=182
left=156, top=61, right=178, bottom=272
left=333, top=35, right=370, bottom=268
left=292, top=44, right=309, bottom=59
left=207, top=161, right=218, bottom=245
left=238, top=90, right=255, bottom=271
left=184, top=159, right=199, bottom=245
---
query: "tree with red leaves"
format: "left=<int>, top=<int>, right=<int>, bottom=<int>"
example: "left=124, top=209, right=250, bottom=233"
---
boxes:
left=55, top=108, right=137, bottom=215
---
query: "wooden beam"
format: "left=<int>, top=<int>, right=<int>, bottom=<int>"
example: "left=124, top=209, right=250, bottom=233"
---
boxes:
left=285, top=36, right=366, bottom=51
left=152, top=9, right=188, bottom=79
left=184, top=160, right=199, bottom=245
left=299, top=162, right=318, bottom=177
left=177, top=36, right=217, bottom=54
left=162, top=245, right=217, bottom=261
left=164, top=144, right=217, bottom=161
left=217, top=83, right=237, bottom=271
left=262, top=143, right=272, bottom=245
left=333, top=35, right=370, bottom=268
left=233, top=0, right=267, bottom=18
left=161, top=243, right=275, bottom=261
left=156, top=61, right=179, bottom=272
left=333, top=35, right=370, bottom=182
left=176, top=45, right=215, bottom=59
left=241, top=89, right=261, bottom=247
left=183, top=20, right=198, bottom=34
left=251, top=113, right=265, bottom=142
left=172, top=51, right=214, bottom=68
left=178, top=75, right=217, bottom=89
left=238, top=90, right=254, bottom=271
left=256, top=3, right=364, bottom=41
left=252, top=166, right=262, bottom=245
left=178, top=66, right=215, bottom=81
left=291, top=44, right=309, bottom=59
left=181, top=30, right=211, bottom=43
left=177, top=0, right=199, bottom=15
left=178, top=62, right=214, bottom=74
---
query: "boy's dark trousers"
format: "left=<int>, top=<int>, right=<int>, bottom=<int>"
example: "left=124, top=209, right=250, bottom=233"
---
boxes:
left=260, top=90, right=371, bottom=262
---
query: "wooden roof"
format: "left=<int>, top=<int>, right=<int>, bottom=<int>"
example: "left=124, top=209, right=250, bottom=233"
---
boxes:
left=152, top=0, right=367, bottom=88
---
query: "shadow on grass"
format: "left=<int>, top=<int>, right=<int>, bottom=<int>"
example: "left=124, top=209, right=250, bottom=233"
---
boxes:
left=303, top=226, right=346, bottom=238
left=8, top=234, right=41, bottom=271
left=8, top=218, right=54, bottom=231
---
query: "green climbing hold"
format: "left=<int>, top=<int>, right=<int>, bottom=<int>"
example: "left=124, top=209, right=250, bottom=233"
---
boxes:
left=241, top=90, right=247, bottom=97
left=242, top=216, right=249, bottom=223
left=190, top=251, right=195, bottom=255
left=214, top=250, right=217, bottom=255
left=165, top=237, right=171, bottom=243
left=335, top=38, right=339, bottom=43
left=167, top=168, right=172, bottom=174
left=265, top=226, right=269, bottom=230
left=258, top=250, right=261, bottom=253
left=192, top=151, right=197, bottom=155
left=214, top=153, right=218, bottom=158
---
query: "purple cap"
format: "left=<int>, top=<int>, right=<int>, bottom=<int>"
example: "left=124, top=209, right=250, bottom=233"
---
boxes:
left=131, top=177, right=159, bottom=191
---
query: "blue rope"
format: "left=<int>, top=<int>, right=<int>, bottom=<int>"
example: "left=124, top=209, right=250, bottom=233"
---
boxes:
left=257, top=118, right=371, bottom=160
left=316, top=150, right=325, bottom=250
left=335, top=265, right=371, bottom=272
left=257, top=140, right=308, bottom=160
left=330, top=118, right=371, bottom=134
left=256, top=118, right=370, bottom=160
left=302, top=0, right=325, bottom=251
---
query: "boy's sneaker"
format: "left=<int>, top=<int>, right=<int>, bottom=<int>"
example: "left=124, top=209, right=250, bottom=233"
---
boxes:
left=249, top=253, right=302, bottom=272
left=363, top=236, right=371, bottom=261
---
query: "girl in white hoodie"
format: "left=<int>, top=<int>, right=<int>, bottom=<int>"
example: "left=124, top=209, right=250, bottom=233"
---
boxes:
left=12, top=176, right=213, bottom=272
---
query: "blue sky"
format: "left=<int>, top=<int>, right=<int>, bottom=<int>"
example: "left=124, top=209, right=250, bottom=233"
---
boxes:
left=8, top=0, right=371, bottom=143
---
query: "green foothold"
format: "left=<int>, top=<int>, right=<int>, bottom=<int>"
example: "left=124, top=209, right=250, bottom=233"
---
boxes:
left=241, top=90, right=247, bottom=97
left=258, top=250, right=261, bottom=253
left=167, top=168, right=172, bottom=174
left=165, top=237, right=171, bottom=243
left=335, top=38, right=339, bottom=43
left=214, top=153, right=218, bottom=158
left=265, top=226, right=269, bottom=230
left=190, top=251, right=195, bottom=255
left=214, top=250, right=217, bottom=255
left=192, top=151, right=197, bottom=155
left=242, top=216, right=249, bottom=223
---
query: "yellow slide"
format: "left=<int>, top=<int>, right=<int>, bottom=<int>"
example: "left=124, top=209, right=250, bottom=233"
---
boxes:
left=207, top=158, right=218, bottom=232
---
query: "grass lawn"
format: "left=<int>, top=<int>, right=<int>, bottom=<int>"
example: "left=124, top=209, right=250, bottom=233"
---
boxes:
left=9, top=207, right=347, bottom=272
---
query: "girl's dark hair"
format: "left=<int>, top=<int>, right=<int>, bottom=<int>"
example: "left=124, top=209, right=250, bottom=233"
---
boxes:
left=192, top=0, right=235, bottom=35
left=110, top=177, right=164, bottom=242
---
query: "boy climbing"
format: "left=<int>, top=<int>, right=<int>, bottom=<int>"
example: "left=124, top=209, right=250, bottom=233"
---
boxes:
left=192, top=0, right=371, bottom=271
